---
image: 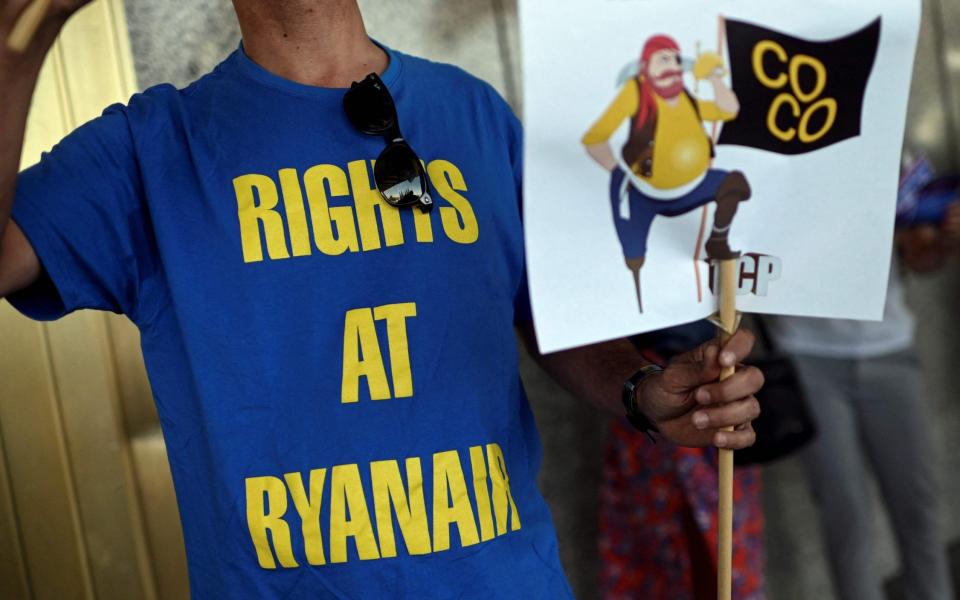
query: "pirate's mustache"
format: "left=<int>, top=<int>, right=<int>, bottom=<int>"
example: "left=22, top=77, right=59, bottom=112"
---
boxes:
left=652, top=69, right=684, bottom=83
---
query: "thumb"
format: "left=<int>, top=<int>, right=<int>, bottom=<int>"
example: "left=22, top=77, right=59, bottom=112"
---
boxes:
left=663, top=340, right=721, bottom=393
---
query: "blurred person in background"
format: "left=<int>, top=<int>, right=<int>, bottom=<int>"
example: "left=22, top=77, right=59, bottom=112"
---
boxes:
left=766, top=167, right=960, bottom=600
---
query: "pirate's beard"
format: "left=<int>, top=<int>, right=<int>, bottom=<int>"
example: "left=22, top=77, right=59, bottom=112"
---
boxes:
left=650, top=70, right=684, bottom=100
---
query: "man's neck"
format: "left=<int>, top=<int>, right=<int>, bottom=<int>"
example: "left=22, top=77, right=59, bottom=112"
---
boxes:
left=232, top=0, right=388, bottom=88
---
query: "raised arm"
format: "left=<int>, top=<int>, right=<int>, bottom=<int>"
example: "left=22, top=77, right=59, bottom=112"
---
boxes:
left=706, top=74, right=739, bottom=116
left=0, top=1, right=90, bottom=298
left=692, top=52, right=739, bottom=119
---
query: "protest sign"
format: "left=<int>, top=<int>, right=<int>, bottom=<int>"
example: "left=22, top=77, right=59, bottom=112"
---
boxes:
left=520, top=0, right=921, bottom=353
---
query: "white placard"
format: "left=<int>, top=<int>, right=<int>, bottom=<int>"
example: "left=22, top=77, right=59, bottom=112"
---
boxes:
left=520, top=0, right=921, bottom=353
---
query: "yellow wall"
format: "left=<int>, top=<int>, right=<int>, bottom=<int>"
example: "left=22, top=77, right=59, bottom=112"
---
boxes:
left=0, top=2, right=188, bottom=598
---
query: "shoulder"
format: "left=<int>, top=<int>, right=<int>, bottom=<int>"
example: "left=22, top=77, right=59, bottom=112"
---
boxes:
left=119, top=82, right=181, bottom=121
left=396, top=50, right=520, bottom=129
left=105, top=61, right=234, bottom=146
left=396, top=49, right=522, bottom=159
left=396, top=50, right=500, bottom=97
left=611, top=79, right=640, bottom=108
left=122, top=61, right=227, bottom=121
left=38, top=87, right=177, bottom=165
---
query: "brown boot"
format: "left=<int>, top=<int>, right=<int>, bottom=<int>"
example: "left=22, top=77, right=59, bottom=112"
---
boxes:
left=704, top=234, right=740, bottom=260
left=706, top=171, right=751, bottom=261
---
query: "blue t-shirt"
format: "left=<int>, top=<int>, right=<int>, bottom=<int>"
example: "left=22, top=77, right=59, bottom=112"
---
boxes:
left=9, top=44, right=572, bottom=599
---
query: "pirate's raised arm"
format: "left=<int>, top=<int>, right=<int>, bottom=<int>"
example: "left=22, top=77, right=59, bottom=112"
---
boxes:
left=693, top=51, right=740, bottom=117
left=707, top=73, right=739, bottom=116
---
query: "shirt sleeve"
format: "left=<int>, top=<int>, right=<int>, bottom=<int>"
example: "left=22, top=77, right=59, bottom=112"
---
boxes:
left=581, top=80, right=639, bottom=145
left=501, top=95, right=533, bottom=326
left=6, top=103, right=155, bottom=323
left=696, top=99, right=737, bottom=123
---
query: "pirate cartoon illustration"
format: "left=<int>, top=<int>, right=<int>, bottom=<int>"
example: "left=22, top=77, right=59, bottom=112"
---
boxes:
left=582, top=34, right=751, bottom=312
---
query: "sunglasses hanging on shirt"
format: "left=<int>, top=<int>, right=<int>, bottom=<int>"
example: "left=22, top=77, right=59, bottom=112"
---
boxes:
left=343, top=73, right=433, bottom=213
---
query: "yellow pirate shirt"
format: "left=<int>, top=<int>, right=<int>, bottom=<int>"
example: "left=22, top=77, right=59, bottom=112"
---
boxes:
left=582, top=79, right=735, bottom=189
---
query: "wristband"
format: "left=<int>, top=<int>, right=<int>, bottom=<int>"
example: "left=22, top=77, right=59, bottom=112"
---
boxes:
left=622, top=364, right=664, bottom=442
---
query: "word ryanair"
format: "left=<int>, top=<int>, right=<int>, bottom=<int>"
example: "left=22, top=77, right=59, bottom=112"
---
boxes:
left=233, top=159, right=479, bottom=263
left=246, top=443, right=521, bottom=569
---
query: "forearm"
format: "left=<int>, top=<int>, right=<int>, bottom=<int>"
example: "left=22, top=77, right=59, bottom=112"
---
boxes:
left=710, top=76, right=739, bottom=115
left=520, top=327, right=648, bottom=417
left=584, top=142, right=617, bottom=172
left=0, top=7, right=83, bottom=297
left=0, top=15, right=62, bottom=243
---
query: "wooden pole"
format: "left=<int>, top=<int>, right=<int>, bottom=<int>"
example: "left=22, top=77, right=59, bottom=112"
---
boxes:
left=6, top=0, right=51, bottom=53
left=716, top=258, right=738, bottom=600
left=712, top=14, right=736, bottom=599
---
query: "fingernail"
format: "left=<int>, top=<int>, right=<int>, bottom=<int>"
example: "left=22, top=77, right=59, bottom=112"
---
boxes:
left=721, top=351, right=736, bottom=366
left=715, top=433, right=727, bottom=446
left=696, top=388, right=711, bottom=404
left=693, top=412, right=709, bottom=429
left=706, top=345, right=718, bottom=361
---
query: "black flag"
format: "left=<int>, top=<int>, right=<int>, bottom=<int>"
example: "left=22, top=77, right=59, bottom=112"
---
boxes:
left=716, top=18, right=881, bottom=155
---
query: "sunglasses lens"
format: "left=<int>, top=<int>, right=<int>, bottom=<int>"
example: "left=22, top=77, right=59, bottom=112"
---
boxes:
left=375, top=144, right=425, bottom=206
left=344, top=76, right=395, bottom=134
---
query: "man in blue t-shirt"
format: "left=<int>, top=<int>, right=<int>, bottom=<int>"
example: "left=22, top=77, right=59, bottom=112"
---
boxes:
left=0, top=1, right=764, bottom=597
